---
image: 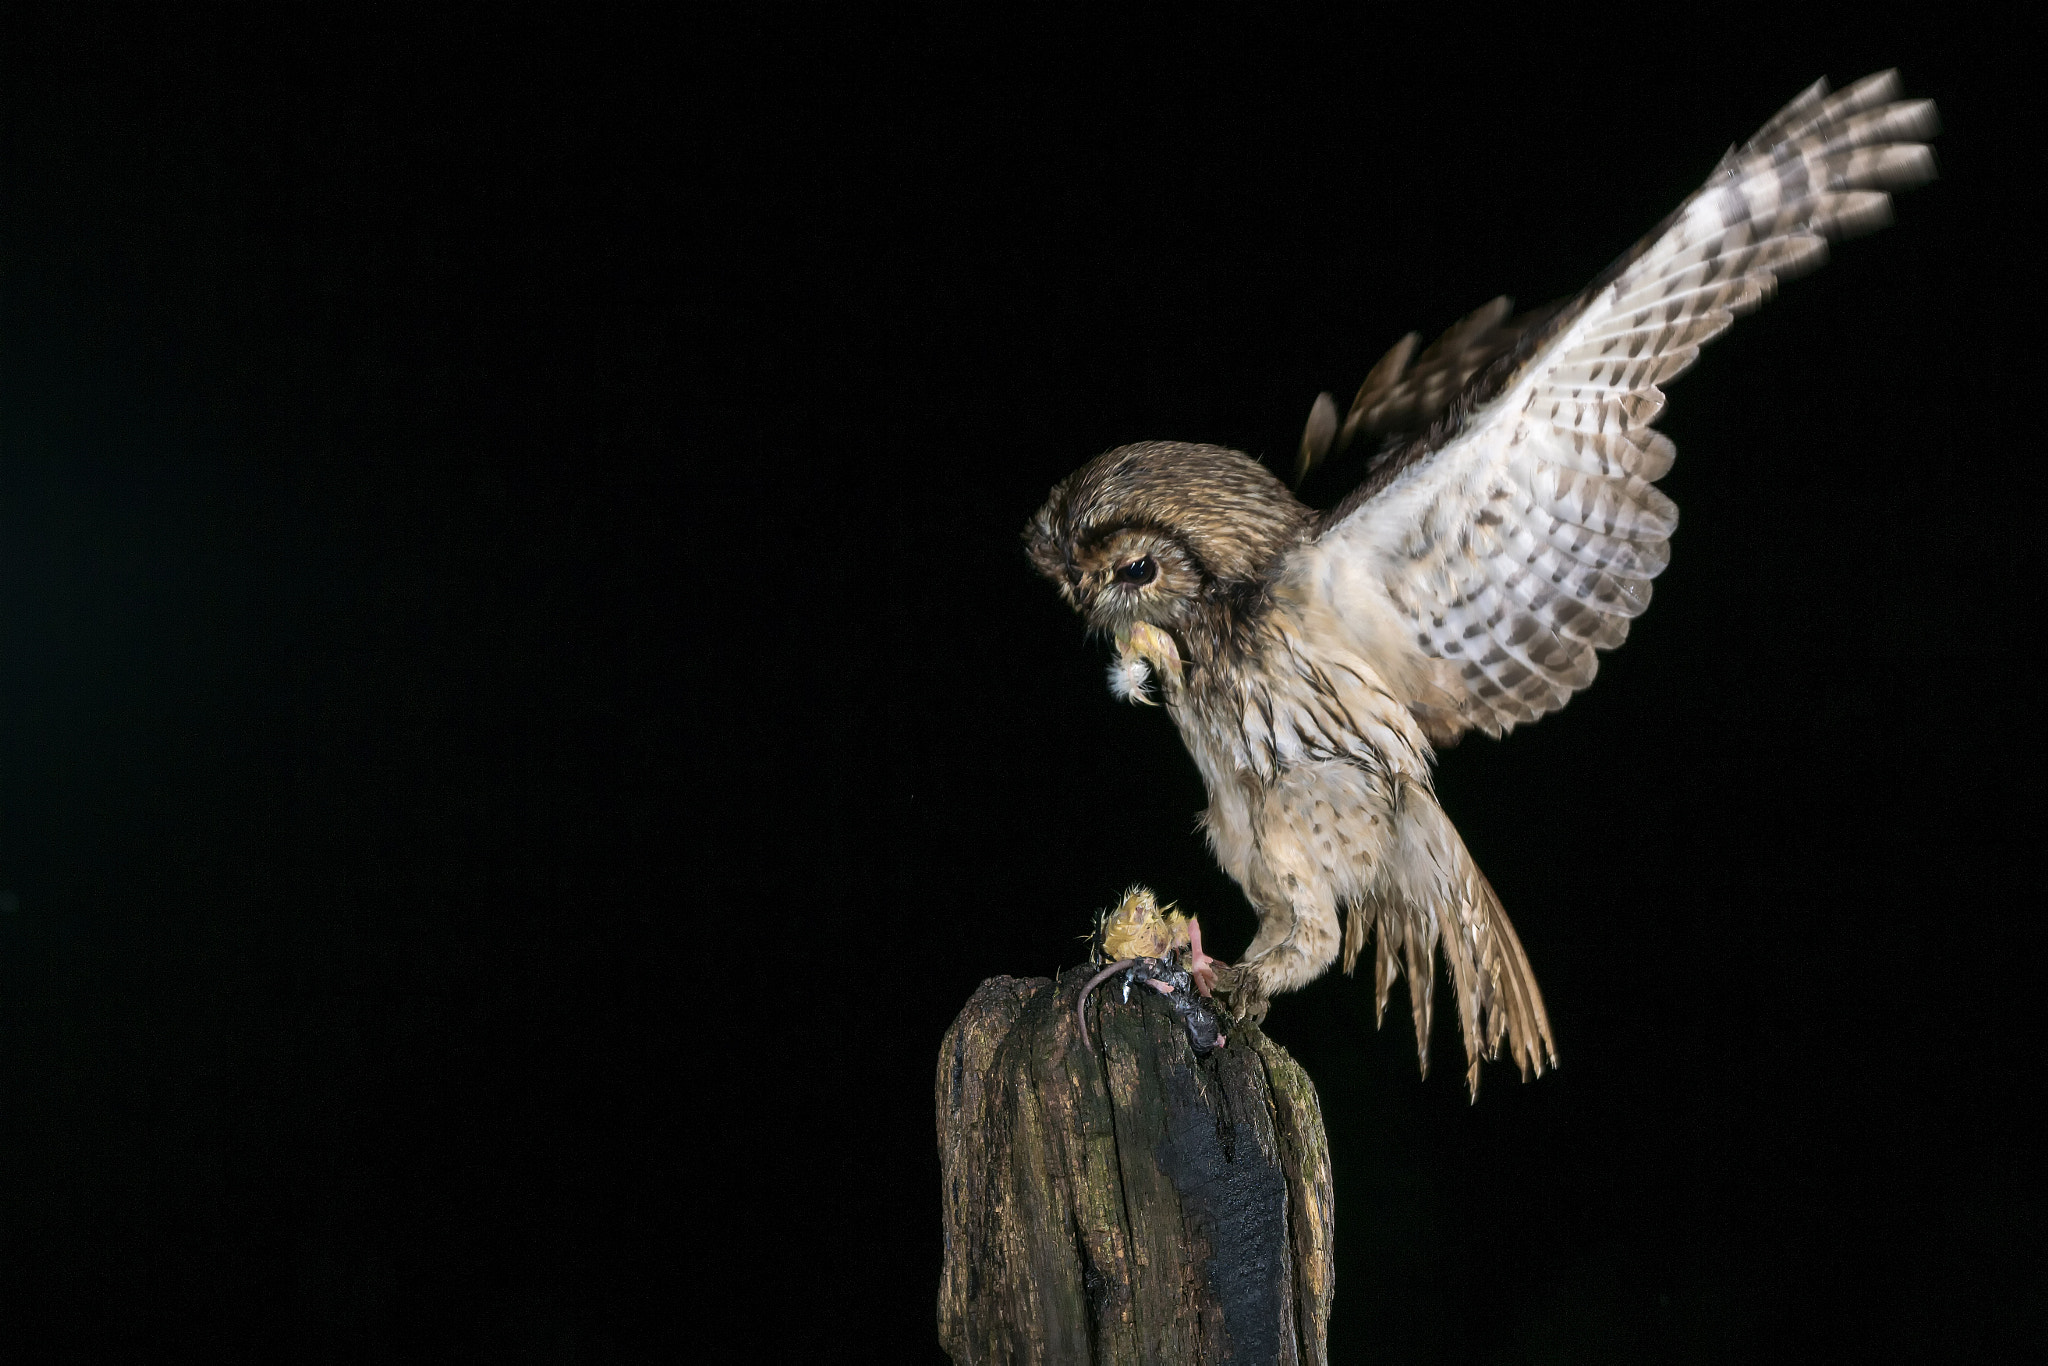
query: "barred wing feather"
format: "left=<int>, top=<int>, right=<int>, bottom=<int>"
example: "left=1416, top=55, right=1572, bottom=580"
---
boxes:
left=1295, top=72, right=1936, bottom=740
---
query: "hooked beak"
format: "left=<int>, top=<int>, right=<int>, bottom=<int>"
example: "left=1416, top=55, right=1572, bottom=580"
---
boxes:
left=1114, top=621, right=1185, bottom=692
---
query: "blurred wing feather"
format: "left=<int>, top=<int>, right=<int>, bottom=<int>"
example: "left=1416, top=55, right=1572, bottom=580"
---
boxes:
left=1297, top=297, right=1561, bottom=485
left=1292, top=72, right=1935, bottom=739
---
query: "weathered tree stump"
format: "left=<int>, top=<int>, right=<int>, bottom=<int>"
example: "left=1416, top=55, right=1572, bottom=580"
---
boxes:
left=937, top=967, right=1334, bottom=1364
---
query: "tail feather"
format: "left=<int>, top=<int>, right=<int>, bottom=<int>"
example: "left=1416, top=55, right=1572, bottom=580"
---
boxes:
left=1341, top=791, right=1558, bottom=1098
left=1400, top=898, right=1437, bottom=1079
left=1477, top=869, right=1556, bottom=1084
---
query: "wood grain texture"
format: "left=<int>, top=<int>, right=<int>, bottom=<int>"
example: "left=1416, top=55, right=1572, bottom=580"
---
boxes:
left=937, top=967, right=1333, bottom=1364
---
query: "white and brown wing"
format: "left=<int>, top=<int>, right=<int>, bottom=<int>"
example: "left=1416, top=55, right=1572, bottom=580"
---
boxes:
left=1291, top=72, right=1936, bottom=740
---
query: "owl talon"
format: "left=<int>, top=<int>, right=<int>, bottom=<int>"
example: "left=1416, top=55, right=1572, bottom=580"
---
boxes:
left=1207, top=961, right=1266, bottom=1027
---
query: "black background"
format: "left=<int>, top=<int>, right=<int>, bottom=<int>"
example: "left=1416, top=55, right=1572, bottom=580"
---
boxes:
left=3, top=7, right=2041, bottom=1362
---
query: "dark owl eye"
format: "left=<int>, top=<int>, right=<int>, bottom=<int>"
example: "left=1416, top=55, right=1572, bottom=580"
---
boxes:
left=1116, top=556, right=1158, bottom=585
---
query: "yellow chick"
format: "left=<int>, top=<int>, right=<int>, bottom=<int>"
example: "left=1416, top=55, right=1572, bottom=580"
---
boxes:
left=1097, top=885, right=1191, bottom=963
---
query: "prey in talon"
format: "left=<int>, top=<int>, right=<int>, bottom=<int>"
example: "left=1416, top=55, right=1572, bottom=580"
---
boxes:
left=1076, top=885, right=1230, bottom=1053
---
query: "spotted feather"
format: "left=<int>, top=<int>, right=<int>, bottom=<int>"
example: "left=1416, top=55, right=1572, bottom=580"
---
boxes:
left=1299, top=71, right=1937, bottom=739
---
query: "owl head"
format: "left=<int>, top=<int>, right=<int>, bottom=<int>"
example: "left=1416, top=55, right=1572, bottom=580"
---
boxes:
left=1023, top=441, right=1310, bottom=638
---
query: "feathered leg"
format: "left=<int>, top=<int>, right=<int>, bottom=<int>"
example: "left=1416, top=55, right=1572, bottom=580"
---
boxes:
left=1235, top=840, right=1346, bottom=1022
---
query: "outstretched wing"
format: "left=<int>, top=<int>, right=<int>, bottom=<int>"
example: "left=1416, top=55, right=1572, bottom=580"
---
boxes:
left=1288, top=72, right=1936, bottom=741
left=1294, top=294, right=1563, bottom=487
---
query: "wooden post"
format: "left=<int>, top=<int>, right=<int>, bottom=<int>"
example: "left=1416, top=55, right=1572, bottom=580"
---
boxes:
left=937, top=966, right=1334, bottom=1365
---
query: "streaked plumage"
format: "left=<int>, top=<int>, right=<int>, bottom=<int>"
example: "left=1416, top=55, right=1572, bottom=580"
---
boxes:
left=1026, top=74, right=1937, bottom=1095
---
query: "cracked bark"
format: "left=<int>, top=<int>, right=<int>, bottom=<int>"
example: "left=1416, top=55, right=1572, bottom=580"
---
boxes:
left=937, top=968, right=1333, bottom=1364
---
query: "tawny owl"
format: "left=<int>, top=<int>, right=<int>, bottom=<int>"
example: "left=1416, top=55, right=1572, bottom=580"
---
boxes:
left=1026, top=73, right=1936, bottom=1095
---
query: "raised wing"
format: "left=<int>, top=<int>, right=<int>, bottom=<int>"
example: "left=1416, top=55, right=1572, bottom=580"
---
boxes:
left=1290, top=72, right=1936, bottom=740
left=1294, top=294, right=1562, bottom=487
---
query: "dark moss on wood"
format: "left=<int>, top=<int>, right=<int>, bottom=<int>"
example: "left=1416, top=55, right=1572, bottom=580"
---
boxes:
left=937, top=966, right=1333, bottom=1365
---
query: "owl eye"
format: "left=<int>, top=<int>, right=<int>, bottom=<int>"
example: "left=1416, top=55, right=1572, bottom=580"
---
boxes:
left=1116, top=556, right=1158, bottom=586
